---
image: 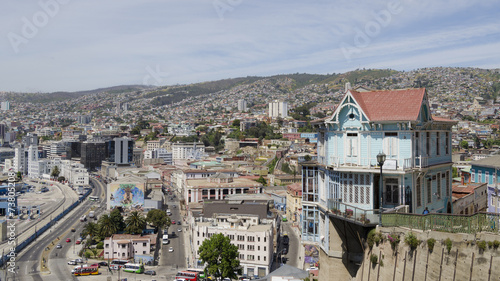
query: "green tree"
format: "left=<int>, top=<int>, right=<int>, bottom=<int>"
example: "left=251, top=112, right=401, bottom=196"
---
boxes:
left=16, top=172, right=22, bottom=181
left=452, top=167, right=458, bottom=178
left=98, top=214, right=118, bottom=238
left=146, top=209, right=171, bottom=232
left=459, top=140, right=469, bottom=150
left=110, top=208, right=126, bottom=231
left=231, top=119, right=240, bottom=128
left=51, top=166, right=60, bottom=178
left=304, top=154, right=312, bottom=161
left=256, top=176, right=267, bottom=186
left=125, top=211, right=147, bottom=235
left=57, top=176, right=66, bottom=182
left=198, top=233, right=241, bottom=281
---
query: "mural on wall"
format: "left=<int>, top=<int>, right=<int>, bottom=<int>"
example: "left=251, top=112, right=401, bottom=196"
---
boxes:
left=304, top=244, right=319, bottom=266
left=109, top=183, right=145, bottom=211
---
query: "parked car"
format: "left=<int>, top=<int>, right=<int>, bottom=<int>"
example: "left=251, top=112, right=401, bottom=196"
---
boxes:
left=98, top=261, right=108, bottom=267
left=75, top=258, right=84, bottom=263
left=172, top=220, right=176, bottom=224
left=56, top=243, right=62, bottom=249
left=90, top=263, right=99, bottom=267
left=66, top=238, right=71, bottom=242
left=144, top=270, right=156, bottom=275
left=178, top=228, right=182, bottom=232
left=177, top=221, right=181, bottom=225
left=71, top=228, right=76, bottom=232
left=168, top=247, right=174, bottom=252
left=67, top=260, right=77, bottom=265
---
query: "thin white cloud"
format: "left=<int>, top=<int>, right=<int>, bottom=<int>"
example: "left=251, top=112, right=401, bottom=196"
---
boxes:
left=0, top=0, right=499, bottom=92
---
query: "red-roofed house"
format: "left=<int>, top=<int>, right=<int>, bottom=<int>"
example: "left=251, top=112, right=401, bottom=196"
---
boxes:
left=301, top=87, right=457, bottom=278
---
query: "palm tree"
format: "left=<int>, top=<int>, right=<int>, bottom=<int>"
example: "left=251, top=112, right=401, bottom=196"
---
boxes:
left=125, top=211, right=147, bottom=234
left=82, top=222, right=99, bottom=241
left=98, top=214, right=118, bottom=238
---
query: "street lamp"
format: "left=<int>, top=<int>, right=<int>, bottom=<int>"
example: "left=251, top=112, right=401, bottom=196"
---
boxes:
left=377, top=152, right=386, bottom=226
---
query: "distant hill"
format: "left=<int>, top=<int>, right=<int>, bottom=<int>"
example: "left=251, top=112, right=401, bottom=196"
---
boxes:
left=0, top=85, right=152, bottom=103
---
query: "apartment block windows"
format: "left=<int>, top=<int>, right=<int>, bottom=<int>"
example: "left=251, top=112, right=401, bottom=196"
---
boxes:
left=384, top=132, right=398, bottom=157
left=248, top=236, right=255, bottom=242
left=247, top=245, right=255, bottom=251
left=237, top=235, right=245, bottom=241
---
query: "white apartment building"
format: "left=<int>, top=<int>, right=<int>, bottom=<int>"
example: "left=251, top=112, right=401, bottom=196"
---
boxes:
left=268, top=100, right=288, bottom=118
left=238, top=99, right=247, bottom=111
left=114, top=137, right=133, bottom=165
left=103, top=234, right=156, bottom=262
left=60, top=160, right=89, bottom=186
left=27, top=145, right=39, bottom=178
left=1, top=101, right=10, bottom=111
left=13, top=146, right=27, bottom=175
left=191, top=214, right=274, bottom=278
left=50, top=141, right=66, bottom=157
left=144, top=148, right=173, bottom=165
left=172, top=142, right=205, bottom=160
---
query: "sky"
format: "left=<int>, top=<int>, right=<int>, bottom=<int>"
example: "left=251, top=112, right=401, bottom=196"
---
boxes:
left=1, top=0, right=499, bottom=93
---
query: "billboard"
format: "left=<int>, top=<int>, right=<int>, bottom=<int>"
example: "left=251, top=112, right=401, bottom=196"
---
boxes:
left=109, top=182, right=145, bottom=211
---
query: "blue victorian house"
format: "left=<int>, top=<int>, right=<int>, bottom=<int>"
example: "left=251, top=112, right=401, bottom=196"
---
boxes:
left=301, top=87, right=456, bottom=248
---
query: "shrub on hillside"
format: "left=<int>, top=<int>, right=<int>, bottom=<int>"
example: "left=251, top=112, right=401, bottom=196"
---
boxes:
left=477, top=240, right=487, bottom=253
left=445, top=238, right=453, bottom=254
left=427, top=238, right=436, bottom=252
left=405, top=232, right=420, bottom=251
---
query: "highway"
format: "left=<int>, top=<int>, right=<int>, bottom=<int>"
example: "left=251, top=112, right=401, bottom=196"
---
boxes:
left=9, top=177, right=104, bottom=281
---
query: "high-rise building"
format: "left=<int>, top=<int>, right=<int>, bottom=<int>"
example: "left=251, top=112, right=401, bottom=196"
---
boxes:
left=81, top=140, right=106, bottom=171
left=237, top=99, right=247, bottom=111
left=268, top=100, right=288, bottom=118
left=0, top=124, right=5, bottom=140
left=1, top=101, right=10, bottom=111
left=111, top=137, right=134, bottom=165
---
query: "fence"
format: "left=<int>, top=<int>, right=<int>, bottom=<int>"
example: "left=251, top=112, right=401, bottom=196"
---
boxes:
left=381, top=212, right=500, bottom=234
left=0, top=188, right=92, bottom=267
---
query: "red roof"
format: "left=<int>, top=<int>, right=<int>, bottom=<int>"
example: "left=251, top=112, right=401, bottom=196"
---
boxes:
left=350, top=88, right=426, bottom=121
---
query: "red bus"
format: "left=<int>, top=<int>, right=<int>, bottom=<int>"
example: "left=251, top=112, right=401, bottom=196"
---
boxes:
left=176, top=270, right=199, bottom=281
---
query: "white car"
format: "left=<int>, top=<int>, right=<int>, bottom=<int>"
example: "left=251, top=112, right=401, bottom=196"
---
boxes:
left=177, top=228, right=182, bottom=232
left=168, top=247, right=174, bottom=252
left=68, top=260, right=77, bottom=265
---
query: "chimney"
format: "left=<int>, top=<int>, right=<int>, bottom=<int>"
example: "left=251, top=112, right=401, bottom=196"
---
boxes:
left=461, top=174, right=464, bottom=185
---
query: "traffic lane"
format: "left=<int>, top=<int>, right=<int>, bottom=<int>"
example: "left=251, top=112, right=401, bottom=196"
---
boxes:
left=17, top=188, right=101, bottom=280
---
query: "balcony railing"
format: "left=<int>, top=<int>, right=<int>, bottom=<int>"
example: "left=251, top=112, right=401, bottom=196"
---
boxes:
left=327, top=199, right=379, bottom=226
left=328, top=156, right=430, bottom=169
left=381, top=212, right=500, bottom=234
